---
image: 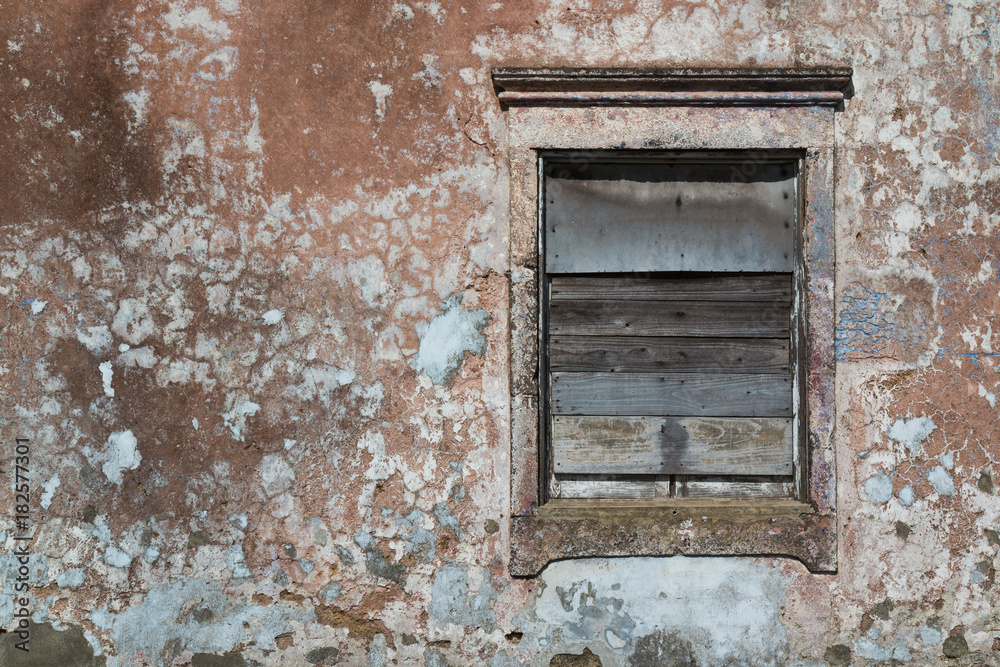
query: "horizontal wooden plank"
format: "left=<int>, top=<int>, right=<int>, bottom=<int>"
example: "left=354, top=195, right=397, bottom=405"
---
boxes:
left=550, top=372, right=793, bottom=416
left=550, top=275, right=793, bottom=303
left=553, top=416, right=793, bottom=475
left=676, top=476, right=795, bottom=499
left=549, top=336, right=790, bottom=373
left=552, top=475, right=670, bottom=499
left=545, top=162, right=796, bottom=273
left=549, top=300, right=789, bottom=337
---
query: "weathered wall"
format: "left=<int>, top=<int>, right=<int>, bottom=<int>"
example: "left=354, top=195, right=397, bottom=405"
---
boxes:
left=1, top=0, right=998, bottom=665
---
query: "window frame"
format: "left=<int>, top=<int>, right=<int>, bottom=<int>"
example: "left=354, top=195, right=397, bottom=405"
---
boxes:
left=496, top=67, right=850, bottom=577
left=538, top=150, right=806, bottom=504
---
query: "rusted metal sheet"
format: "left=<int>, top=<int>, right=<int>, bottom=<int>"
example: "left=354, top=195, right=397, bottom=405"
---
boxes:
left=544, top=161, right=796, bottom=273
left=553, top=416, right=793, bottom=475
left=551, top=372, right=793, bottom=416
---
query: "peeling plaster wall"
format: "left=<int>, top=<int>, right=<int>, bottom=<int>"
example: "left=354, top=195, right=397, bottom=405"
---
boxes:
left=1, top=0, right=999, bottom=665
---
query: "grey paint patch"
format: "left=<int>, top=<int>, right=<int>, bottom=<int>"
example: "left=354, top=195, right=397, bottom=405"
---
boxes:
left=413, top=293, right=491, bottom=385
left=0, top=621, right=106, bottom=666
left=397, top=510, right=437, bottom=563
left=525, top=557, right=788, bottom=666
left=428, top=564, right=498, bottom=632
left=319, top=582, right=342, bottom=603
left=190, top=653, right=247, bottom=667
left=852, top=636, right=912, bottom=661
left=887, top=416, right=936, bottom=455
left=57, top=567, right=87, bottom=589
left=626, top=631, right=696, bottom=666
left=88, top=578, right=314, bottom=659
left=898, top=484, right=916, bottom=506
left=864, top=472, right=894, bottom=504
left=928, top=465, right=956, bottom=497
left=354, top=531, right=407, bottom=586
left=368, top=633, right=388, bottom=667
left=305, top=646, right=342, bottom=664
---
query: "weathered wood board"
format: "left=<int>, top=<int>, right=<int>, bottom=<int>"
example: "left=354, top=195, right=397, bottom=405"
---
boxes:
left=676, top=476, right=794, bottom=499
left=550, top=274, right=793, bottom=302
left=552, top=416, right=793, bottom=475
left=551, top=372, right=793, bottom=416
left=549, top=335, right=790, bottom=373
left=549, top=299, right=790, bottom=337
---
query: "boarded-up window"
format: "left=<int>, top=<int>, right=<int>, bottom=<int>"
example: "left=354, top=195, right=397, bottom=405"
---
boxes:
left=543, top=154, right=803, bottom=500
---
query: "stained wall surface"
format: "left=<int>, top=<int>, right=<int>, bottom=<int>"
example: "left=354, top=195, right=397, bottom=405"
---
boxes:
left=1, top=1, right=999, bottom=665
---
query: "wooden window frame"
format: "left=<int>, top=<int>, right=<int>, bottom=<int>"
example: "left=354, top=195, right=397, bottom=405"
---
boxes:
left=496, top=68, right=851, bottom=577
left=541, top=152, right=804, bottom=503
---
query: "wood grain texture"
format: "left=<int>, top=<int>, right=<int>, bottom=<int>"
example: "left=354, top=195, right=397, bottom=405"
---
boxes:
left=550, top=274, right=793, bottom=302
left=553, top=475, right=671, bottom=499
left=549, top=299, right=790, bottom=337
left=551, top=372, right=793, bottom=416
left=676, top=476, right=794, bottom=498
left=549, top=336, right=790, bottom=373
left=552, top=416, right=793, bottom=475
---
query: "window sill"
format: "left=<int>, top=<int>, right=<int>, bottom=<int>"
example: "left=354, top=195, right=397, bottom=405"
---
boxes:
left=511, top=499, right=835, bottom=577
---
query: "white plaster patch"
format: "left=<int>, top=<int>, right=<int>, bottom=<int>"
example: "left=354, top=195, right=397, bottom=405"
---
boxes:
left=261, top=308, right=284, bottom=325
left=928, top=465, right=956, bottom=497
left=90, top=578, right=310, bottom=658
left=283, top=365, right=355, bottom=406
left=104, top=545, right=132, bottom=569
left=919, top=625, right=943, bottom=646
left=102, top=430, right=141, bottom=485
left=368, top=81, right=393, bottom=119
left=413, top=54, right=442, bottom=88
left=940, top=452, right=954, bottom=470
left=221, top=400, right=260, bottom=440
left=853, top=637, right=911, bottom=662
left=348, top=255, right=390, bottom=308
left=77, top=325, right=113, bottom=355
left=459, top=67, right=478, bottom=85
left=226, top=545, right=252, bottom=577
left=258, top=454, right=295, bottom=497
left=391, top=2, right=414, bottom=21
left=887, top=416, right=937, bottom=456
left=413, top=293, right=491, bottom=385
left=123, top=89, right=151, bottom=129
left=864, top=472, right=894, bottom=504
left=891, top=200, right=924, bottom=233
left=898, top=485, right=916, bottom=506
left=99, top=361, right=115, bottom=397
left=197, top=46, right=238, bottom=81
left=57, top=567, right=86, bottom=589
left=163, top=4, right=232, bottom=41
left=529, top=557, right=787, bottom=665
left=40, top=474, right=60, bottom=510
left=118, top=346, right=157, bottom=368
left=30, top=299, right=46, bottom=314
left=979, top=382, right=997, bottom=408
left=112, top=298, right=157, bottom=346
left=144, top=546, right=161, bottom=564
